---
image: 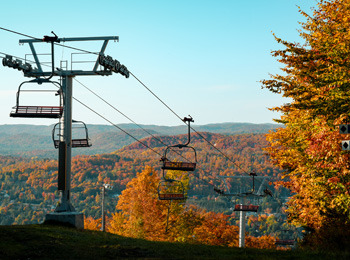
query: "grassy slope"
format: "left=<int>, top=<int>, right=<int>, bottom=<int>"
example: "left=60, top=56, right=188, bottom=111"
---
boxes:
left=0, top=224, right=348, bottom=260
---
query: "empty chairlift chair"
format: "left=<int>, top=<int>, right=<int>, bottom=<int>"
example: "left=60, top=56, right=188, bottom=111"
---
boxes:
left=52, top=120, right=92, bottom=148
left=233, top=172, right=260, bottom=212
left=275, top=217, right=295, bottom=246
left=234, top=204, right=259, bottom=212
left=158, top=178, right=186, bottom=201
left=10, top=79, right=63, bottom=119
left=161, top=148, right=197, bottom=171
left=158, top=161, right=186, bottom=201
left=233, top=194, right=260, bottom=212
left=161, top=116, right=197, bottom=172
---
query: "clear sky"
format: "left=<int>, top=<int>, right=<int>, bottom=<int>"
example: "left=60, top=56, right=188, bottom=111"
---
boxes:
left=0, top=0, right=318, bottom=126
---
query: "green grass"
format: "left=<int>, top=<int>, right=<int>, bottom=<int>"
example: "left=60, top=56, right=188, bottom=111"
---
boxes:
left=0, top=224, right=348, bottom=260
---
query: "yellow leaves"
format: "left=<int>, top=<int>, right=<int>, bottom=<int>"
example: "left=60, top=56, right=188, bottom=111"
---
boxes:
left=84, top=216, right=101, bottom=231
left=245, top=235, right=276, bottom=249
left=106, top=166, right=241, bottom=246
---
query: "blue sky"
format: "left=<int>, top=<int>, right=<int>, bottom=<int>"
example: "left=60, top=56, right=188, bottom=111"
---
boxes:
left=0, top=0, right=317, bottom=126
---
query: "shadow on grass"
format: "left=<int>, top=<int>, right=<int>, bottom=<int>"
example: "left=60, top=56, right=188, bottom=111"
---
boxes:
left=0, top=224, right=349, bottom=260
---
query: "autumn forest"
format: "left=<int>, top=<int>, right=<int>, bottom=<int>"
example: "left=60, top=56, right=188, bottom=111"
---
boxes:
left=1, top=0, right=350, bottom=253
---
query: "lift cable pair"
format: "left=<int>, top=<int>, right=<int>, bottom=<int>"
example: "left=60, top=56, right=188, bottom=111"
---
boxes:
left=0, top=27, right=249, bottom=180
left=74, top=77, right=217, bottom=192
left=74, top=78, right=184, bottom=153
left=71, top=95, right=164, bottom=157
left=130, top=71, right=279, bottom=204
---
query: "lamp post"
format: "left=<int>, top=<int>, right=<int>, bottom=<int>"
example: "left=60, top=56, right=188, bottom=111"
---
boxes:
left=101, top=183, right=112, bottom=232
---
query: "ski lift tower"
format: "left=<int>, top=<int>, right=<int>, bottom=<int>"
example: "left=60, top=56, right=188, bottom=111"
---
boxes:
left=6, top=33, right=129, bottom=228
left=218, top=174, right=269, bottom=248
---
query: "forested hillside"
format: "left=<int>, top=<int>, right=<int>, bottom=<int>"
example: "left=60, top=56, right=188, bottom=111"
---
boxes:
left=0, top=132, right=293, bottom=240
left=0, top=123, right=279, bottom=158
left=2, top=0, right=350, bottom=253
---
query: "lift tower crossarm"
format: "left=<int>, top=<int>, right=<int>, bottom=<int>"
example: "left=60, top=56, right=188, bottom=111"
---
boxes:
left=19, top=36, right=120, bottom=77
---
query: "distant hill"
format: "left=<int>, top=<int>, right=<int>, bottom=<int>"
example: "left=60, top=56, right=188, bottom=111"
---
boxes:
left=0, top=123, right=280, bottom=158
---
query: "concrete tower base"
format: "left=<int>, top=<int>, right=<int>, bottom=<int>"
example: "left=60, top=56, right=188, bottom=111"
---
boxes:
left=44, top=212, right=84, bottom=229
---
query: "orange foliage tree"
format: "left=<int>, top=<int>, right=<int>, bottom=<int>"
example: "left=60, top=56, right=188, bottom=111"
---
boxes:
left=84, top=216, right=101, bottom=231
left=193, top=211, right=238, bottom=247
left=108, top=166, right=169, bottom=241
left=107, top=166, right=239, bottom=246
left=245, top=235, right=276, bottom=249
left=262, top=0, right=350, bottom=250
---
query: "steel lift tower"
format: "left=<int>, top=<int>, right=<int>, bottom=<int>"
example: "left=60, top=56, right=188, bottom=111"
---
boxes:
left=218, top=175, right=270, bottom=248
left=3, top=33, right=129, bottom=228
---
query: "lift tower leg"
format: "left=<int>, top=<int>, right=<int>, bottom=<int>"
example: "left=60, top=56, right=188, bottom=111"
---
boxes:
left=57, top=76, right=74, bottom=211
left=239, top=196, right=246, bottom=248
left=45, top=76, right=84, bottom=228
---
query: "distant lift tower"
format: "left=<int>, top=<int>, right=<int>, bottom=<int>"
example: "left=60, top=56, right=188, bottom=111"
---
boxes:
left=5, top=33, right=129, bottom=228
left=218, top=174, right=269, bottom=248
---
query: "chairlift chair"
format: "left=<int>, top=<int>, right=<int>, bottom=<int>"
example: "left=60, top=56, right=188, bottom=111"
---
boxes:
left=234, top=204, right=259, bottom=212
left=52, top=120, right=92, bottom=148
left=158, top=166, right=186, bottom=201
left=274, top=213, right=295, bottom=246
left=227, top=173, right=260, bottom=212
left=158, top=175, right=186, bottom=233
left=10, top=79, right=63, bottom=119
left=233, top=193, right=260, bottom=213
left=158, top=178, right=186, bottom=201
left=161, top=152, right=197, bottom=171
left=161, top=116, right=197, bottom=172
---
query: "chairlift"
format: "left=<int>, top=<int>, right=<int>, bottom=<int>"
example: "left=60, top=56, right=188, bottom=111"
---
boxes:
left=52, top=120, right=92, bottom=148
left=233, top=192, right=260, bottom=213
left=161, top=116, right=197, bottom=171
left=158, top=172, right=186, bottom=233
left=158, top=178, right=186, bottom=201
left=275, top=211, right=295, bottom=246
left=10, top=78, right=63, bottom=119
left=234, top=204, right=259, bottom=212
